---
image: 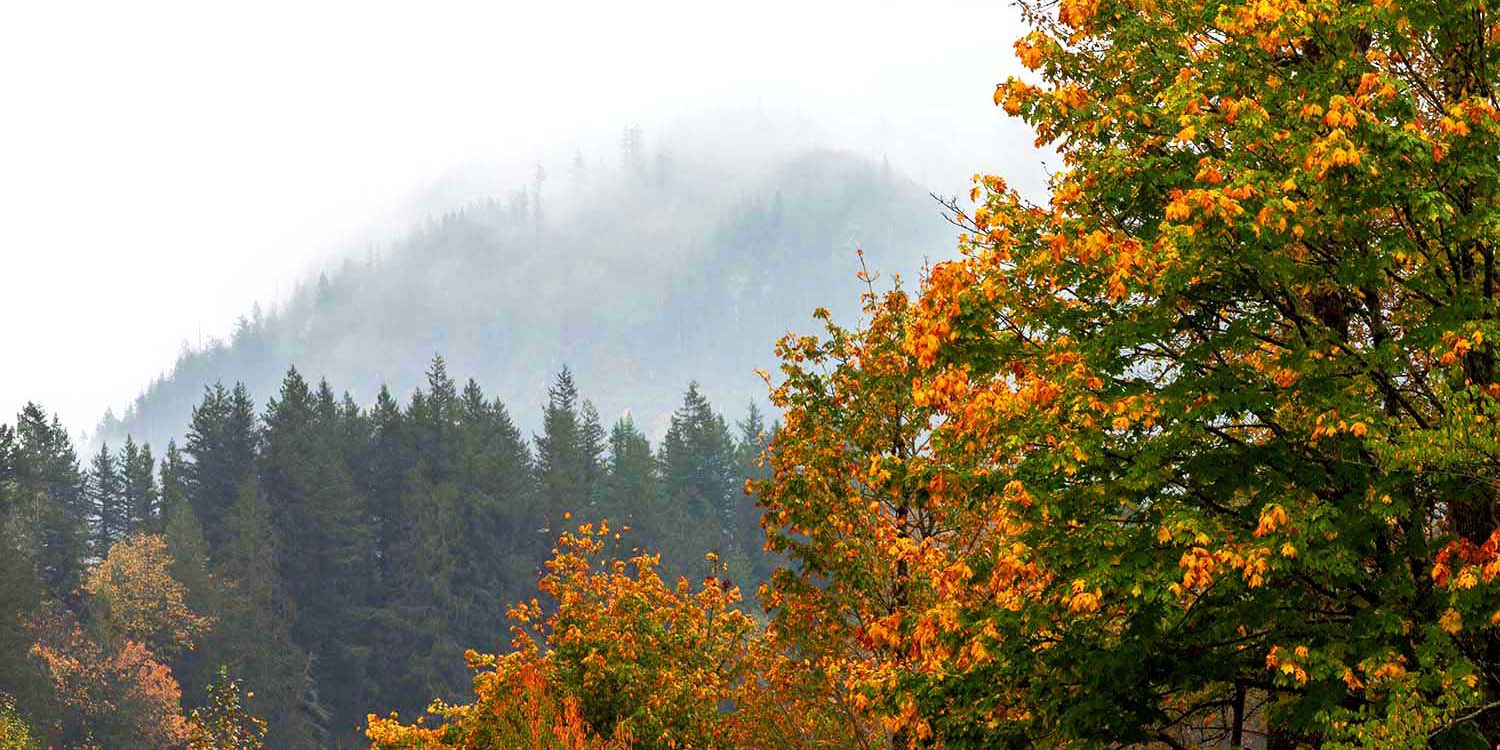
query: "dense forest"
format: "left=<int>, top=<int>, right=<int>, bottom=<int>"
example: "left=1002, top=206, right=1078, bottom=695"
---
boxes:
left=1, top=359, right=773, bottom=749
left=95, top=143, right=953, bottom=451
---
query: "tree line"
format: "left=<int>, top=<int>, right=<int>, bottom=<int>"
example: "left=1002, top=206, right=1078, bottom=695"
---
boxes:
left=0, top=356, right=774, bottom=749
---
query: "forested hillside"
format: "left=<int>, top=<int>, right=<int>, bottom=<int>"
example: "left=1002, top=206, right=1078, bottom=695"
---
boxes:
left=1, top=358, right=772, bottom=749
left=17, top=0, right=1500, bottom=748
left=96, top=144, right=953, bottom=450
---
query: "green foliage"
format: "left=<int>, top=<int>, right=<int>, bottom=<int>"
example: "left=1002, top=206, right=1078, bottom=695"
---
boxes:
left=0, top=696, right=38, bottom=750
left=187, top=667, right=267, bottom=750
left=654, top=383, right=739, bottom=574
left=86, top=443, right=124, bottom=555
left=1, top=361, right=773, bottom=748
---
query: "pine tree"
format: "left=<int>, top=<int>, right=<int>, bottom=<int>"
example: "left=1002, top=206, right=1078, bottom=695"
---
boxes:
left=0, top=424, right=16, bottom=518
left=579, top=400, right=607, bottom=500
left=413, top=355, right=459, bottom=483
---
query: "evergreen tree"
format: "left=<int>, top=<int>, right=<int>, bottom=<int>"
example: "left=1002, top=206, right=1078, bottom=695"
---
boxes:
left=213, top=476, right=318, bottom=750
left=732, top=403, right=775, bottom=584
left=86, top=442, right=125, bottom=555
left=579, top=400, right=607, bottom=501
left=604, top=415, right=656, bottom=536
left=14, top=404, right=87, bottom=593
left=451, top=380, right=535, bottom=654
left=158, top=440, right=190, bottom=521
left=119, top=437, right=157, bottom=534
left=0, top=431, right=41, bottom=709
left=656, top=384, right=737, bottom=572
left=162, top=493, right=219, bottom=705
left=535, top=367, right=603, bottom=520
left=364, top=385, right=407, bottom=592
left=377, top=466, right=465, bottom=715
left=259, top=367, right=373, bottom=738
left=0, top=424, right=15, bottom=517
left=413, top=355, right=459, bottom=483
left=184, top=384, right=257, bottom=552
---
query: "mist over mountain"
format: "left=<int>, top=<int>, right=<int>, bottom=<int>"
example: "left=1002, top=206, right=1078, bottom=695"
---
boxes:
left=96, top=139, right=960, bottom=451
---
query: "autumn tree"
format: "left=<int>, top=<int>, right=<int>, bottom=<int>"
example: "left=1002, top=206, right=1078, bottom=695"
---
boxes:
left=368, top=524, right=760, bottom=750
left=0, top=696, right=38, bottom=750
left=82, top=533, right=212, bottom=658
left=186, top=667, right=267, bottom=750
left=755, top=281, right=1032, bottom=749
left=29, top=533, right=211, bottom=750
left=757, top=0, right=1500, bottom=746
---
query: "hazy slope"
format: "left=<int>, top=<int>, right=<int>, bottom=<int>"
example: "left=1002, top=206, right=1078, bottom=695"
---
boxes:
left=96, top=147, right=958, bottom=448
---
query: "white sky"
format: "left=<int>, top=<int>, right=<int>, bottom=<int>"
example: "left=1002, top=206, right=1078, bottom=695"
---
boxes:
left=0, top=0, right=1041, bottom=438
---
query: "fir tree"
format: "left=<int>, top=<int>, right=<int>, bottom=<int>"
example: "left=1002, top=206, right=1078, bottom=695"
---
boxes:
left=119, top=437, right=157, bottom=534
left=604, top=415, right=656, bottom=537
left=86, top=442, right=125, bottom=555
left=259, top=367, right=373, bottom=736
left=364, top=385, right=407, bottom=592
left=184, top=384, right=257, bottom=552
left=14, top=404, right=87, bottom=593
left=535, top=367, right=602, bottom=520
left=214, top=476, right=317, bottom=750
left=158, top=440, right=189, bottom=521
left=656, top=384, right=737, bottom=572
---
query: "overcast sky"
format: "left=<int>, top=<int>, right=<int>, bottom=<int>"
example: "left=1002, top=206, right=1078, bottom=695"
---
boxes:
left=0, top=0, right=1042, bottom=438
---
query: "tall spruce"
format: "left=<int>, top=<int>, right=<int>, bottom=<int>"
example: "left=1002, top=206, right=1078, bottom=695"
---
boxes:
left=259, top=367, right=372, bottom=737
left=158, top=440, right=189, bottom=521
left=454, top=381, right=530, bottom=643
left=604, top=415, right=657, bottom=539
left=214, top=475, right=319, bottom=750
left=119, top=437, right=157, bottom=534
left=184, top=383, right=257, bottom=552
left=86, top=442, right=125, bottom=555
left=364, top=385, right=407, bottom=592
left=535, top=367, right=603, bottom=521
left=0, top=421, right=42, bottom=707
left=656, top=383, right=737, bottom=572
left=731, top=403, right=775, bottom=584
left=14, top=403, right=87, bottom=593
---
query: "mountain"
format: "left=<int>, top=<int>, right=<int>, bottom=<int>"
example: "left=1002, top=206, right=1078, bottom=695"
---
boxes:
left=96, top=146, right=959, bottom=448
